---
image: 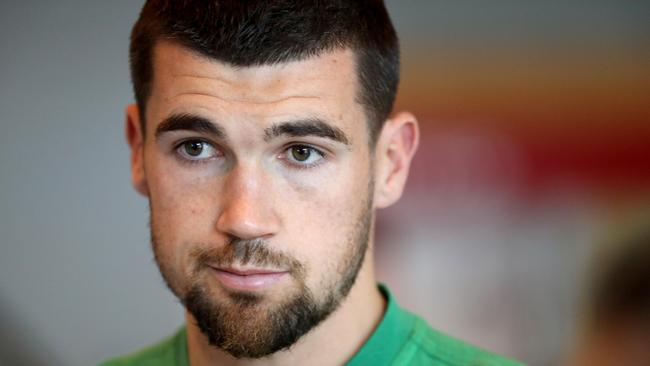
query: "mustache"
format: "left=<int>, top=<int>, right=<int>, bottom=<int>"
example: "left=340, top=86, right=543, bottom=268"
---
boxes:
left=191, top=238, right=305, bottom=278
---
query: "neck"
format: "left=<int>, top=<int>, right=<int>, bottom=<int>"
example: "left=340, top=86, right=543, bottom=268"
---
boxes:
left=185, top=253, right=385, bottom=366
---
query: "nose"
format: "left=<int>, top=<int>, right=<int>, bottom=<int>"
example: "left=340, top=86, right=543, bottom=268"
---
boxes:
left=216, top=164, right=280, bottom=240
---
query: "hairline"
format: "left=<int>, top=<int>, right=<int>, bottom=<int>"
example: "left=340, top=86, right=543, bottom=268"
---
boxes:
left=137, top=39, right=382, bottom=148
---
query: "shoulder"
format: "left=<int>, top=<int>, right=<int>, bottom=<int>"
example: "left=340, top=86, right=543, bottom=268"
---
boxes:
left=98, top=327, right=187, bottom=366
left=398, top=316, right=524, bottom=366
left=350, top=285, right=524, bottom=366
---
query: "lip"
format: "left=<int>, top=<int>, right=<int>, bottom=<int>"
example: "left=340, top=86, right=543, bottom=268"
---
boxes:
left=209, top=266, right=289, bottom=292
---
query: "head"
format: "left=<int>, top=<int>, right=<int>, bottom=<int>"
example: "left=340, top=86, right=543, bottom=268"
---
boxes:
left=570, top=224, right=650, bottom=366
left=126, top=0, right=419, bottom=359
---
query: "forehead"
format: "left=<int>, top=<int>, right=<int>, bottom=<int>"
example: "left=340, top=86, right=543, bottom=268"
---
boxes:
left=147, top=41, right=365, bottom=136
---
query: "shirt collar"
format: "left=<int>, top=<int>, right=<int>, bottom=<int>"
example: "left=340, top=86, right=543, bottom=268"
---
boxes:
left=345, top=284, right=415, bottom=365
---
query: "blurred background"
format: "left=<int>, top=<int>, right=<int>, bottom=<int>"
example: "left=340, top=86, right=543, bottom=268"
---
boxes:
left=0, top=1, right=648, bottom=365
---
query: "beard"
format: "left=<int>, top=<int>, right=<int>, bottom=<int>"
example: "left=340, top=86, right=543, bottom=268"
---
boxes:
left=149, top=180, right=374, bottom=359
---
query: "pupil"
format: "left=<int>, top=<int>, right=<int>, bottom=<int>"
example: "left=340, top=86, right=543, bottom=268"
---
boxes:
left=185, top=141, right=203, bottom=156
left=291, top=146, right=310, bottom=161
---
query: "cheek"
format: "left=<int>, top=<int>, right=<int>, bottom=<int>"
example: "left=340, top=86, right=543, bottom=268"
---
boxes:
left=147, top=158, right=223, bottom=267
left=277, top=157, right=371, bottom=284
left=150, top=171, right=216, bottom=232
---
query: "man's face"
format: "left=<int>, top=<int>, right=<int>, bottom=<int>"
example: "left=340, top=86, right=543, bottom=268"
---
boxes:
left=140, top=42, right=376, bottom=358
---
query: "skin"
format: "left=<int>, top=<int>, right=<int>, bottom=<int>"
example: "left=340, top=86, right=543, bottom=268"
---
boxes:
left=125, top=40, right=419, bottom=365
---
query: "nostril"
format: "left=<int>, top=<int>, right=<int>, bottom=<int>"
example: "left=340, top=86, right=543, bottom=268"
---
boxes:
left=215, top=204, right=280, bottom=240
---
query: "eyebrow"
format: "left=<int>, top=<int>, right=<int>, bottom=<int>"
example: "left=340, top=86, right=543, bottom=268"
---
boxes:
left=155, top=113, right=226, bottom=139
left=264, top=118, right=350, bottom=145
left=155, top=113, right=350, bottom=146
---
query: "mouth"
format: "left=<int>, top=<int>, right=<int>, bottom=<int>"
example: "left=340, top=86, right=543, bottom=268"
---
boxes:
left=208, top=266, right=290, bottom=292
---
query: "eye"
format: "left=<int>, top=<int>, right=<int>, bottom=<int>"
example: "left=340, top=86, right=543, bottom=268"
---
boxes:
left=283, top=145, right=325, bottom=167
left=176, top=140, right=220, bottom=161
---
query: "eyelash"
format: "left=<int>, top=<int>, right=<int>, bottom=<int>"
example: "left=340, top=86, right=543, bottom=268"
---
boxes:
left=281, top=144, right=327, bottom=170
left=173, top=139, right=222, bottom=166
left=172, top=139, right=328, bottom=170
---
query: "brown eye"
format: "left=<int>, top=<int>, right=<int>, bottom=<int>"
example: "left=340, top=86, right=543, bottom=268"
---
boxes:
left=284, top=145, right=324, bottom=167
left=291, top=146, right=311, bottom=162
left=184, top=141, right=204, bottom=156
left=177, top=140, right=219, bottom=161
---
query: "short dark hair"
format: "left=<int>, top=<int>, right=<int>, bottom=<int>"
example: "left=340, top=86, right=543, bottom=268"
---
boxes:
left=129, top=0, right=399, bottom=143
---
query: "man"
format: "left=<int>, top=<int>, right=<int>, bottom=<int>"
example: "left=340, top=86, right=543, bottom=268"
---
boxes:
left=102, top=1, right=521, bottom=365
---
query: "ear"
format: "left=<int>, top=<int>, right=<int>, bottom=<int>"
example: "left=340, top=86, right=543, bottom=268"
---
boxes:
left=125, top=104, right=149, bottom=196
left=373, top=111, right=420, bottom=209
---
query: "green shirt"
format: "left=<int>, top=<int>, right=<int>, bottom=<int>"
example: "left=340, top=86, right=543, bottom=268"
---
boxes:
left=100, top=286, right=523, bottom=366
